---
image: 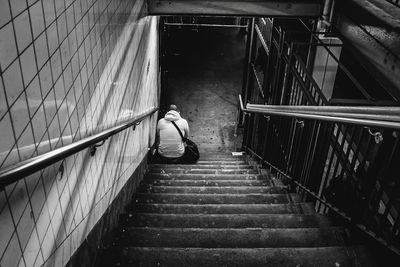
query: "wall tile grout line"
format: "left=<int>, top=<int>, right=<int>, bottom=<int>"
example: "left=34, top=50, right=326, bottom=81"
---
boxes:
left=1, top=0, right=157, bottom=265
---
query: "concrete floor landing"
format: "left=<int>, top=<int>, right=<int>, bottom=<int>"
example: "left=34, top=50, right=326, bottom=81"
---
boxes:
left=164, top=26, right=246, bottom=153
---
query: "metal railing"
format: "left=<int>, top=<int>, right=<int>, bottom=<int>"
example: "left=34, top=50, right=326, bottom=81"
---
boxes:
left=238, top=94, right=400, bottom=254
left=246, top=103, right=400, bottom=129
left=0, top=107, right=158, bottom=189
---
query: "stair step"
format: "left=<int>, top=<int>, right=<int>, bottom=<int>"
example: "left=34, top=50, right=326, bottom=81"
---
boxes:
left=150, top=164, right=254, bottom=169
left=199, top=157, right=246, bottom=161
left=97, top=246, right=375, bottom=267
left=146, top=179, right=273, bottom=186
left=199, top=158, right=247, bottom=161
left=129, top=203, right=316, bottom=214
left=94, top=150, right=379, bottom=267
left=196, top=161, right=248, bottom=165
left=145, top=173, right=267, bottom=180
left=134, top=193, right=300, bottom=204
left=127, top=213, right=335, bottom=228
left=147, top=169, right=259, bottom=174
left=116, top=227, right=347, bottom=247
left=199, top=153, right=245, bottom=158
left=138, top=185, right=288, bottom=194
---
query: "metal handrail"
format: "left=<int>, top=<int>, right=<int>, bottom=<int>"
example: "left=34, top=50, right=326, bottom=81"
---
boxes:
left=0, top=107, right=159, bottom=189
left=245, top=146, right=400, bottom=256
left=239, top=93, right=400, bottom=255
left=248, top=105, right=400, bottom=121
left=238, top=95, right=400, bottom=129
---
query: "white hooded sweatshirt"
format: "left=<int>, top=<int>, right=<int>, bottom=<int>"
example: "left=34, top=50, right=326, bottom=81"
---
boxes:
left=157, top=110, right=189, bottom=158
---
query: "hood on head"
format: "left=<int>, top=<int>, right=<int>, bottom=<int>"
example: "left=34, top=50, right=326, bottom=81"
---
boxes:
left=164, top=110, right=181, bottom=121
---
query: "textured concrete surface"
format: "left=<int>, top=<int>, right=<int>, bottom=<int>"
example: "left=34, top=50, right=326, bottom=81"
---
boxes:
left=94, top=153, right=380, bottom=267
left=130, top=203, right=316, bottom=214
left=101, top=246, right=376, bottom=267
left=165, top=27, right=246, bottom=152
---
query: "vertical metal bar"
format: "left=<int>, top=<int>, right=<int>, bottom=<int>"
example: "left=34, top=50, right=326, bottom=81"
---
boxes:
left=245, top=113, right=255, bottom=151
left=301, top=120, right=317, bottom=187
left=280, top=42, right=294, bottom=105
left=304, top=121, right=322, bottom=202
left=285, top=119, right=298, bottom=175
left=243, top=18, right=256, bottom=105
left=339, top=125, right=356, bottom=178
left=359, top=133, right=377, bottom=231
left=331, top=124, right=349, bottom=181
left=322, top=124, right=346, bottom=213
left=272, top=29, right=285, bottom=104
left=381, top=136, right=399, bottom=220
left=291, top=121, right=305, bottom=180
left=348, top=127, right=365, bottom=175
left=318, top=122, right=340, bottom=212
left=261, top=117, right=271, bottom=163
left=315, top=121, right=334, bottom=212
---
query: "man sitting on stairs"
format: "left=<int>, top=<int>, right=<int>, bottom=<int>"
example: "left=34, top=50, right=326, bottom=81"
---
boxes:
left=153, top=104, right=190, bottom=164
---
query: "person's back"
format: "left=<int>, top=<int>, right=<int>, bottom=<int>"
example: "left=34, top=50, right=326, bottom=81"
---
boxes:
left=157, top=105, right=189, bottom=159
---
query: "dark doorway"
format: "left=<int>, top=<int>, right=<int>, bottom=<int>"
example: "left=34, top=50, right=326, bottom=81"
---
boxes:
left=160, top=17, right=247, bottom=152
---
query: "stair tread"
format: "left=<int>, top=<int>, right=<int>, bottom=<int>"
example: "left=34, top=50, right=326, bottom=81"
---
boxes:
left=146, top=180, right=274, bottom=186
left=134, top=192, right=300, bottom=204
left=129, top=203, right=316, bottom=214
left=148, top=169, right=259, bottom=174
left=116, top=226, right=347, bottom=247
left=95, top=153, right=377, bottom=267
left=97, top=246, right=376, bottom=267
left=145, top=173, right=268, bottom=180
left=140, top=185, right=286, bottom=189
left=126, top=213, right=336, bottom=228
left=138, top=185, right=288, bottom=194
left=150, top=164, right=254, bottom=169
left=195, top=161, right=248, bottom=164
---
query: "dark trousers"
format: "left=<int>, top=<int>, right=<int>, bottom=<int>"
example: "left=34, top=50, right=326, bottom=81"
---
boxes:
left=152, top=150, right=186, bottom=164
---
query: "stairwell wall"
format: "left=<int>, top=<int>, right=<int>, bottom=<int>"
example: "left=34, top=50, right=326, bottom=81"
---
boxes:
left=0, top=0, right=159, bottom=266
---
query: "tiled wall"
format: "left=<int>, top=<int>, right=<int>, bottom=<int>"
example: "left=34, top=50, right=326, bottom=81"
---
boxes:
left=0, top=0, right=159, bottom=266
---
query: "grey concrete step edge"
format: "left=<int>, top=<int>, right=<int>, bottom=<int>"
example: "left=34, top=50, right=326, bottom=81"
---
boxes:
left=145, top=173, right=267, bottom=177
left=139, top=185, right=288, bottom=189
left=196, top=158, right=248, bottom=161
left=137, top=186, right=289, bottom=194
left=144, top=174, right=268, bottom=180
left=134, top=192, right=298, bottom=197
left=127, top=203, right=316, bottom=214
left=133, top=193, right=301, bottom=204
left=199, top=154, right=246, bottom=157
left=96, top=246, right=376, bottom=267
left=147, top=170, right=260, bottom=174
left=126, top=213, right=336, bottom=228
left=195, top=161, right=248, bottom=164
left=115, top=226, right=347, bottom=247
left=149, top=165, right=255, bottom=169
left=199, top=155, right=247, bottom=158
left=144, top=180, right=274, bottom=186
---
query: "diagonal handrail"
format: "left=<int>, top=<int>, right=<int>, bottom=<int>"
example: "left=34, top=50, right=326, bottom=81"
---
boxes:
left=0, top=107, right=159, bottom=189
left=239, top=94, right=400, bottom=255
left=239, top=95, right=400, bottom=129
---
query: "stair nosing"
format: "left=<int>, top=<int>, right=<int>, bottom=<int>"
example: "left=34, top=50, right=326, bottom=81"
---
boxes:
left=123, top=226, right=343, bottom=231
left=135, top=193, right=296, bottom=196
left=131, top=202, right=313, bottom=206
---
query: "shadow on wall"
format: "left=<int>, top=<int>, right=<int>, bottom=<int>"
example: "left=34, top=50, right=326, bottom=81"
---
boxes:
left=0, top=99, right=73, bottom=167
left=0, top=0, right=159, bottom=266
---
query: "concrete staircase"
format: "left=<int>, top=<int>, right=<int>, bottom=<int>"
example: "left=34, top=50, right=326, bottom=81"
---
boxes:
left=95, top=152, right=376, bottom=267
